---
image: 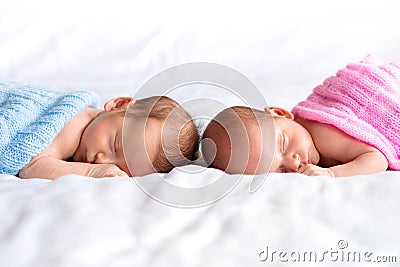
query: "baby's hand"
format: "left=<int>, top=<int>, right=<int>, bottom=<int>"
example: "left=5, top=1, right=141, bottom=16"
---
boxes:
left=88, top=164, right=129, bottom=178
left=297, top=164, right=334, bottom=177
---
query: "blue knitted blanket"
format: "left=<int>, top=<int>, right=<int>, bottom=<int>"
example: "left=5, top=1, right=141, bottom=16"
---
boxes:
left=0, top=79, right=99, bottom=175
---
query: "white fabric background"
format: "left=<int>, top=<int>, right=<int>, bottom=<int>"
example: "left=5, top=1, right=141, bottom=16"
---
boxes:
left=1, top=1, right=400, bottom=266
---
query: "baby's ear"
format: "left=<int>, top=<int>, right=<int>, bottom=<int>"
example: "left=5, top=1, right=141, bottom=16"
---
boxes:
left=104, top=97, right=135, bottom=111
left=264, top=106, right=294, bottom=120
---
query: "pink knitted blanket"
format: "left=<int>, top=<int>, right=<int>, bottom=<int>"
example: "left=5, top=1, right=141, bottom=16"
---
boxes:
left=292, top=55, right=400, bottom=170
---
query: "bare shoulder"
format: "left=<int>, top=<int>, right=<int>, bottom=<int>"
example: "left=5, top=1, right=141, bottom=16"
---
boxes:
left=43, top=107, right=100, bottom=160
left=296, top=118, right=381, bottom=165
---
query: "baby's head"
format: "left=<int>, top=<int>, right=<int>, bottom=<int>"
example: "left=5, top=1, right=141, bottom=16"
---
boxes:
left=201, top=106, right=274, bottom=174
left=201, top=106, right=319, bottom=174
left=74, top=96, right=199, bottom=176
left=124, top=96, right=199, bottom=176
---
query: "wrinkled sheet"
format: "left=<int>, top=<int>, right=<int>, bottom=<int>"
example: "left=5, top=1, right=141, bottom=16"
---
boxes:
left=1, top=171, right=400, bottom=267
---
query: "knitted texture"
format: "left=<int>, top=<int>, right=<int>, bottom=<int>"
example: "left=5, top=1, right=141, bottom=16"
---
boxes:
left=0, top=79, right=99, bottom=175
left=292, top=55, right=400, bottom=170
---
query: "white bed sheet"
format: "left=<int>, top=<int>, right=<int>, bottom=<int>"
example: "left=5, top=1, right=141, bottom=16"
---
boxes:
left=1, top=171, right=400, bottom=267
left=1, top=1, right=400, bottom=266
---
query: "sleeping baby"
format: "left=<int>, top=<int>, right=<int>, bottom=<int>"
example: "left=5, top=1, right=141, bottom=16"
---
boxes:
left=0, top=80, right=199, bottom=179
left=202, top=55, right=400, bottom=177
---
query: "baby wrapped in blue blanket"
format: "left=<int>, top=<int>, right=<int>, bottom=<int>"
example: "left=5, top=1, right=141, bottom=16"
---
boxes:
left=0, top=80, right=198, bottom=179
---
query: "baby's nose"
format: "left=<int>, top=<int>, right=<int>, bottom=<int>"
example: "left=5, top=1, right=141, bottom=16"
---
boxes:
left=286, top=153, right=301, bottom=172
left=94, top=152, right=113, bottom=164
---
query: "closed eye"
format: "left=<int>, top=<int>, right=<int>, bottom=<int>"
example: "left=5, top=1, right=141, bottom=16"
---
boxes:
left=112, top=134, right=117, bottom=153
left=282, top=133, right=288, bottom=153
left=280, top=133, right=286, bottom=153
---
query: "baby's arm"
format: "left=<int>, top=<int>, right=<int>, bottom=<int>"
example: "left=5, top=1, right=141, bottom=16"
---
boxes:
left=19, top=107, right=128, bottom=180
left=298, top=120, right=388, bottom=177
left=19, top=154, right=128, bottom=180
left=298, top=150, right=388, bottom=177
left=328, top=150, right=387, bottom=177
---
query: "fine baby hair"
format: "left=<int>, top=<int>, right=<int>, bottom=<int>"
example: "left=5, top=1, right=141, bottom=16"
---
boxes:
left=201, top=106, right=274, bottom=174
left=123, top=95, right=200, bottom=175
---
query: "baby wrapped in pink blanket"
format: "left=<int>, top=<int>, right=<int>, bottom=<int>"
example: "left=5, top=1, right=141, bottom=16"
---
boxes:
left=292, top=55, right=400, bottom=170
